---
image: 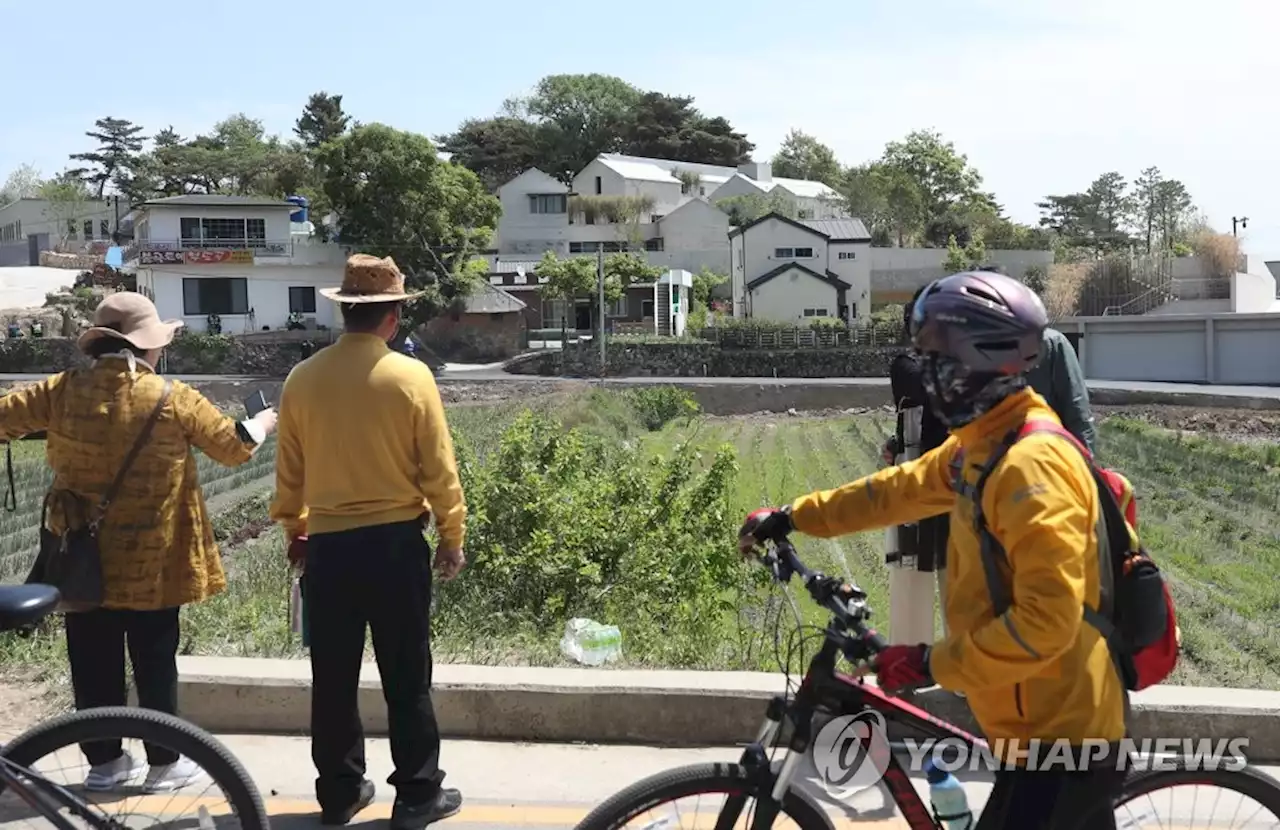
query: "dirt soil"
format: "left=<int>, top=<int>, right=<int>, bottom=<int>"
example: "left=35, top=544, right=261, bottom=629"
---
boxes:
left=0, top=678, right=55, bottom=740
left=1093, top=404, right=1280, bottom=442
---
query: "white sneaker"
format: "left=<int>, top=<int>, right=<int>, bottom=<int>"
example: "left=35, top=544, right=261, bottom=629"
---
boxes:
left=84, top=751, right=144, bottom=792
left=143, top=756, right=207, bottom=793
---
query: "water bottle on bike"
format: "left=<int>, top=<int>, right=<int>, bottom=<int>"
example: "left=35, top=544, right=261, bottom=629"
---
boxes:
left=924, top=758, right=973, bottom=829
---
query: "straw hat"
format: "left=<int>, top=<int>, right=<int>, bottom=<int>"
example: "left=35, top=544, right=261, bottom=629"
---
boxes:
left=320, top=254, right=425, bottom=304
left=77, top=292, right=183, bottom=354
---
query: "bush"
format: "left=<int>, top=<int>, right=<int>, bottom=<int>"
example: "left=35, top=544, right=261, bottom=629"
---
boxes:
left=434, top=409, right=749, bottom=665
left=1192, top=232, right=1241, bottom=279
left=624, top=387, right=701, bottom=431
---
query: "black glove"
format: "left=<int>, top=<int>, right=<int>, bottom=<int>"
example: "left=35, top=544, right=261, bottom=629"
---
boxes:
left=739, top=506, right=794, bottom=550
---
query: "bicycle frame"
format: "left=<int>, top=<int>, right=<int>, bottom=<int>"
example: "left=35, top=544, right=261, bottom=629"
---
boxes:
left=738, top=625, right=986, bottom=830
left=0, top=754, right=114, bottom=830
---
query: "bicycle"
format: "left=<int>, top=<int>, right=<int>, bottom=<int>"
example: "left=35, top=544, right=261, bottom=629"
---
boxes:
left=0, top=583, right=269, bottom=830
left=575, top=534, right=1280, bottom=829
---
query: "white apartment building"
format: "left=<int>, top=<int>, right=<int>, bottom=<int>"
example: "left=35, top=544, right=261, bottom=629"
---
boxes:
left=130, top=195, right=347, bottom=332
left=729, top=213, right=873, bottom=323
left=492, top=153, right=847, bottom=276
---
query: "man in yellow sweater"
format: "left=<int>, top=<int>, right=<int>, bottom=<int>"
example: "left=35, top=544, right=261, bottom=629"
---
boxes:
left=271, top=255, right=466, bottom=830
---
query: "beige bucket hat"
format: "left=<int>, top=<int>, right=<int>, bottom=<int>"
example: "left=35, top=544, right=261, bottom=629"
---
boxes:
left=77, top=292, right=184, bottom=354
left=320, top=254, right=426, bottom=304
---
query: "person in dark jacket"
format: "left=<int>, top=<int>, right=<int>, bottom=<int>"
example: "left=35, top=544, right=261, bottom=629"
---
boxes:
left=975, top=265, right=1096, bottom=452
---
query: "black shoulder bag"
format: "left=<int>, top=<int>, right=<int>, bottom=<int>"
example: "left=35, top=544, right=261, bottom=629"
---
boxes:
left=25, top=380, right=173, bottom=613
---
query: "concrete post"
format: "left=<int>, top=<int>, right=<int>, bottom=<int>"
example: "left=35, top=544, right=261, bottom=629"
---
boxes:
left=886, top=405, right=937, bottom=645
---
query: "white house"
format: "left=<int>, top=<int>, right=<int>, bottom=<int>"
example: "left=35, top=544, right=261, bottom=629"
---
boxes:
left=491, top=153, right=845, bottom=276
left=130, top=195, right=346, bottom=333
left=728, top=213, right=873, bottom=324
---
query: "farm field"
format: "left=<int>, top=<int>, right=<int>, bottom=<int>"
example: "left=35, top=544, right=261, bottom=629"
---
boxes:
left=2, top=388, right=1280, bottom=693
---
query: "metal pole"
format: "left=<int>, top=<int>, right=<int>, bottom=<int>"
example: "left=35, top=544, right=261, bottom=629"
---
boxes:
left=597, top=247, right=606, bottom=372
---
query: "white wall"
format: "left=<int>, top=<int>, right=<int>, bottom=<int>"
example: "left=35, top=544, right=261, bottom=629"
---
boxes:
left=144, top=206, right=293, bottom=245
left=659, top=199, right=729, bottom=253
left=1055, top=313, right=1280, bottom=385
left=0, top=198, right=121, bottom=244
left=495, top=169, right=571, bottom=256
left=147, top=264, right=340, bottom=333
left=827, top=241, right=872, bottom=320
left=869, top=247, right=1056, bottom=301
left=749, top=268, right=841, bottom=324
left=731, top=217, right=829, bottom=318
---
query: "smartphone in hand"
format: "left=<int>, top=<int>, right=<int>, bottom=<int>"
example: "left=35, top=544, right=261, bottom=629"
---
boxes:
left=244, top=390, right=269, bottom=418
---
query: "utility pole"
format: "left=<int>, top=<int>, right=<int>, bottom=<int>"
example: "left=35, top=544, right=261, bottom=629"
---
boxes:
left=597, top=247, right=606, bottom=374
left=1233, top=216, right=1249, bottom=237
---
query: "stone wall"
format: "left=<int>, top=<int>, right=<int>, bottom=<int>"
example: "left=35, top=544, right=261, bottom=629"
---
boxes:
left=423, top=313, right=524, bottom=362
left=506, top=341, right=905, bottom=378
left=0, top=334, right=322, bottom=377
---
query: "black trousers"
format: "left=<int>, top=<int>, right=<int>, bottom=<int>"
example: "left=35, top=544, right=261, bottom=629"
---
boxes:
left=976, top=764, right=1126, bottom=829
left=64, top=607, right=181, bottom=767
left=305, top=519, right=444, bottom=810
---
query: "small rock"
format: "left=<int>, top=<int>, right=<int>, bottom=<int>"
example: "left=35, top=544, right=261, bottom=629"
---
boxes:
left=787, top=408, right=799, bottom=416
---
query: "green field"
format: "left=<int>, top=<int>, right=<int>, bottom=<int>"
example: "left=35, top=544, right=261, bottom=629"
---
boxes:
left=3, top=388, right=1280, bottom=691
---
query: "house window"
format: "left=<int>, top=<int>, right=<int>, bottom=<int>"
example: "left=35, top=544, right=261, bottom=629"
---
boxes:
left=66, top=220, right=77, bottom=240
left=699, top=187, right=706, bottom=196
left=288, top=286, right=317, bottom=314
left=528, top=194, right=567, bottom=214
left=489, top=313, right=503, bottom=322
left=100, top=219, right=110, bottom=239
left=83, top=220, right=94, bottom=239
left=803, top=308, right=830, bottom=318
left=569, top=241, right=599, bottom=254
left=795, top=247, right=814, bottom=258
left=602, top=241, right=627, bottom=253
left=595, top=176, right=602, bottom=195
left=797, top=209, right=812, bottom=220
left=182, top=277, right=249, bottom=315
left=774, top=247, right=813, bottom=259
left=179, top=217, right=268, bottom=247
left=650, top=214, right=663, bottom=223
left=641, top=299, right=655, bottom=318
left=644, top=238, right=664, bottom=252
left=609, top=296, right=628, bottom=317
left=838, top=251, right=857, bottom=260
left=542, top=298, right=570, bottom=329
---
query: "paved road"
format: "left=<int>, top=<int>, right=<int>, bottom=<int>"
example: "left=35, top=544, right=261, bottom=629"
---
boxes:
left=153, top=736, right=1280, bottom=828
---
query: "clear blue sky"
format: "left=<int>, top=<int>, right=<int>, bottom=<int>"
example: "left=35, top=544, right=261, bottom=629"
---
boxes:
left=4, top=0, right=1277, bottom=259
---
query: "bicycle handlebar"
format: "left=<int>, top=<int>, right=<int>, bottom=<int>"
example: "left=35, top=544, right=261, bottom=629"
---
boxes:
left=756, top=534, right=889, bottom=660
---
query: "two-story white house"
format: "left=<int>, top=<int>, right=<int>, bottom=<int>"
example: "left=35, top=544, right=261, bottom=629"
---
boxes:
left=491, top=153, right=846, bottom=276
left=728, top=213, right=873, bottom=324
left=129, top=195, right=347, bottom=333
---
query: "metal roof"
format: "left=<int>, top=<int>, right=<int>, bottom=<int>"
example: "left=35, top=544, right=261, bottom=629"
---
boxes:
left=465, top=282, right=526, bottom=313
left=142, top=195, right=295, bottom=208
left=799, top=218, right=872, bottom=241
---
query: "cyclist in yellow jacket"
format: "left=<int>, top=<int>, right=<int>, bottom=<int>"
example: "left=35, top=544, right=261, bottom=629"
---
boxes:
left=741, top=271, right=1126, bottom=829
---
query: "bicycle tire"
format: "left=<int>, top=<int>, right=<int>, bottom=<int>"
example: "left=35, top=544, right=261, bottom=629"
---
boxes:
left=1, top=707, right=268, bottom=830
left=1118, top=761, right=1280, bottom=811
left=574, top=762, right=834, bottom=830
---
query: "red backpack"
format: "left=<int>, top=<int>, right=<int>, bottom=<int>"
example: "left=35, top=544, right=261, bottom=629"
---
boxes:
left=957, top=420, right=1180, bottom=691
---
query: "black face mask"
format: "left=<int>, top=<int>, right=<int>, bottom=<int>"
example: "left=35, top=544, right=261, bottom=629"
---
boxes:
left=921, top=353, right=1026, bottom=429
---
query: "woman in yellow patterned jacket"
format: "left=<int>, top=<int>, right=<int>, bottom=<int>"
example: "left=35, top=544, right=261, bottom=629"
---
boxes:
left=0, top=292, right=277, bottom=794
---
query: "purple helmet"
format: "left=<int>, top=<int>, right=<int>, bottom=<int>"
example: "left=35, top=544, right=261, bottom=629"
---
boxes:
left=908, top=272, right=1047, bottom=427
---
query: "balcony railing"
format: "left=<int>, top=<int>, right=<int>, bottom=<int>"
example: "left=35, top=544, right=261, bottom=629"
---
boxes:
left=140, top=238, right=293, bottom=256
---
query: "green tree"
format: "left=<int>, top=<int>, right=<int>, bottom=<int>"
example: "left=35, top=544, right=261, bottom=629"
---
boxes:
left=39, top=173, right=92, bottom=245
left=714, top=191, right=798, bottom=226
left=68, top=117, right=147, bottom=199
left=843, top=163, right=924, bottom=246
left=1153, top=179, right=1192, bottom=251
left=618, top=93, right=753, bottom=166
left=691, top=266, right=728, bottom=307
left=319, top=124, right=500, bottom=323
left=879, top=129, right=987, bottom=224
left=518, top=73, right=643, bottom=178
left=942, top=234, right=986, bottom=273
left=770, top=129, right=843, bottom=187
left=1037, top=172, right=1136, bottom=255
left=294, top=91, right=351, bottom=150
left=0, top=164, right=43, bottom=203
left=436, top=117, right=551, bottom=191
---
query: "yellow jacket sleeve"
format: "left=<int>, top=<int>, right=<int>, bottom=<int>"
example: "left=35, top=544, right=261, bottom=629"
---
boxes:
left=269, top=377, right=308, bottom=540
left=174, top=382, right=254, bottom=468
left=412, top=370, right=466, bottom=550
left=0, top=375, right=62, bottom=440
left=789, top=438, right=959, bottom=538
left=929, top=437, right=1092, bottom=692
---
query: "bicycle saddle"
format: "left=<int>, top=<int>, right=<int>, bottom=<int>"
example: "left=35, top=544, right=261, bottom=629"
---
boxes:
left=0, top=584, right=60, bottom=631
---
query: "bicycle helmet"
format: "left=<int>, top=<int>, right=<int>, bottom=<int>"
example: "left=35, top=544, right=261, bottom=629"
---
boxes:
left=908, top=271, right=1047, bottom=427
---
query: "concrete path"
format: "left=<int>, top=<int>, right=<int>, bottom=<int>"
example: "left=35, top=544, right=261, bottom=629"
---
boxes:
left=198, top=736, right=1280, bottom=828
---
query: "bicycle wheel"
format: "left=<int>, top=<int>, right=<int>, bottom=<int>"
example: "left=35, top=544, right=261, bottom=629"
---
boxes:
left=1106, top=762, right=1280, bottom=828
left=1, top=706, right=268, bottom=830
left=574, top=762, right=834, bottom=830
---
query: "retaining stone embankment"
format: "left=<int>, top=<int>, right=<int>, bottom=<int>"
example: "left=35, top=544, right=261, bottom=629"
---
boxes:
left=0, top=336, right=316, bottom=377
left=505, top=342, right=906, bottom=379
left=174, top=657, right=1280, bottom=761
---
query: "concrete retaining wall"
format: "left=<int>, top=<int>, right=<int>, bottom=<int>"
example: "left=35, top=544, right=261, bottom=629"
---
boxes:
left=175, top=657, right=1280, bottom=761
